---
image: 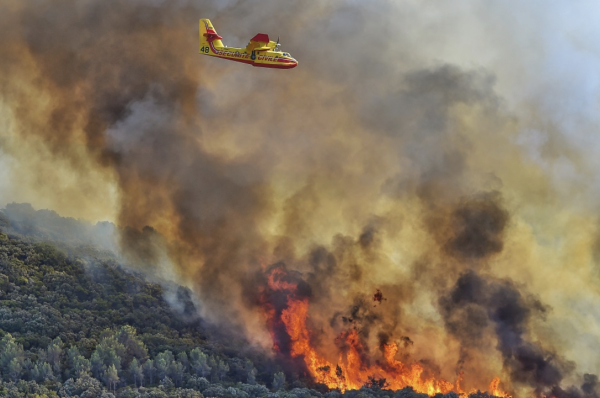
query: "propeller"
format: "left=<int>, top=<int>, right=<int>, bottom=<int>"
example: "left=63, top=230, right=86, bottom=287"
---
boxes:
left=276, top=36, right=281, bottom=50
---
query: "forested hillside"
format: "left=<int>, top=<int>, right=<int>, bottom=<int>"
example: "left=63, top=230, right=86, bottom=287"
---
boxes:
left=0, top=205, right=470, bottom=398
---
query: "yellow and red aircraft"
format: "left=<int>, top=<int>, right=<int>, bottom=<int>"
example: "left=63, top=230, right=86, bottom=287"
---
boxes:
left=199, top=19, right=298, bottom=69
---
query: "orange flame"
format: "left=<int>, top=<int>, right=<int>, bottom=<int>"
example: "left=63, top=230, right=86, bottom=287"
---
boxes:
left=263, top=266, right=511, bottom=397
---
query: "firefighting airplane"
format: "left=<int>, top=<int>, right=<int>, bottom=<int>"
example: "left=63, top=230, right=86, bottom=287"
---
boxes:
left=199, top=19, right=298, bottom=69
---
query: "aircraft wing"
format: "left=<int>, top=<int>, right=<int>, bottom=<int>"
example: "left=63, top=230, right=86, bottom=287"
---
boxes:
left=246, top=33, right=271, bottom=52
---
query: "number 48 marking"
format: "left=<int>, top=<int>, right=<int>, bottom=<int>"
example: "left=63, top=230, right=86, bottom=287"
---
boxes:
left=200, top=46, right=210, bottom=54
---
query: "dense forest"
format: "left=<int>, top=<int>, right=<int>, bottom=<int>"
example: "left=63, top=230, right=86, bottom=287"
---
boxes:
left=0, top=204, right=488, bottom=398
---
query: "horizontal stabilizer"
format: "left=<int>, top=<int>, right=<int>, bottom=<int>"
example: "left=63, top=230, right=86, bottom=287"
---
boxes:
left=204, top=28, right=223, bottom=40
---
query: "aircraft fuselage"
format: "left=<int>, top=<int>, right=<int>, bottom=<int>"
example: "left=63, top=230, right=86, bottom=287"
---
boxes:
left=199, top=19, right=298, bottom=69
left=202, top=43, right=298, bottom=69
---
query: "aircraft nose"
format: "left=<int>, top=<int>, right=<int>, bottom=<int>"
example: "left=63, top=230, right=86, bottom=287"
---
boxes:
left=289, top=58, right=298, bottom=68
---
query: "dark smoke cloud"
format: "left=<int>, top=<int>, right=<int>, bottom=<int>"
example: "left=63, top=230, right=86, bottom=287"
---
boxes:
left=443, top=192, right=509, bottom=261
left=440, top=270, right=577, bottom=394
left=547, top=373, right=600, bottom=398
left=2, top=0, right=600, bottom=395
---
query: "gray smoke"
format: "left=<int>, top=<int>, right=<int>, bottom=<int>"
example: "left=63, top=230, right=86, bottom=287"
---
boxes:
left=2, top=1, right=600, bottom=396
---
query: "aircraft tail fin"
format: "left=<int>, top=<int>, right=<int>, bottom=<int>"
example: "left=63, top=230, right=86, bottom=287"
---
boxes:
left=199, top=19, right=224, bottom=53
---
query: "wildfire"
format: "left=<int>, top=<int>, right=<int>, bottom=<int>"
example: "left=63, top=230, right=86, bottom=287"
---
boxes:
left=261, top=265, right=511, bottom=397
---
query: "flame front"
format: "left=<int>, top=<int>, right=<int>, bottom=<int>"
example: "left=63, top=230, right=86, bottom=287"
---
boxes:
left=263, top=265, right=511, bottom=397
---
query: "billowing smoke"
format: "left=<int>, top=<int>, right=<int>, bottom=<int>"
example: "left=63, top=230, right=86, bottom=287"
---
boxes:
left=442, top=193, right=508, bottom=261
left=2, top=0, right=600, bottom=396
left=440, top=270, right=570, bottom=393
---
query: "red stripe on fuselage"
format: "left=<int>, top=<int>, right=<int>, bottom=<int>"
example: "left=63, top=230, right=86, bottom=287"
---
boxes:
left=205, top=53, right=297, bottom=69
left=207, top=39, right=296, bottom=69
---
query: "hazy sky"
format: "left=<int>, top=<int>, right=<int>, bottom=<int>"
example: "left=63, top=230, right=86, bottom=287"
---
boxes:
left=1, top=1, right=600, bottom=396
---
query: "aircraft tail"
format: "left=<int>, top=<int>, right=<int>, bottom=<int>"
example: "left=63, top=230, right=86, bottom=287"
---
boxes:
left=199, top=19, right=224, bottom=53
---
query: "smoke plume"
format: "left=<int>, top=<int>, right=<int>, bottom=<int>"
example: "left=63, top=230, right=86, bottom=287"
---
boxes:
left=2, top=0, right=600, bottom=396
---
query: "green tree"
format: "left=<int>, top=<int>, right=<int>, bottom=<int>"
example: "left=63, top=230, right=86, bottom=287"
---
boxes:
left=31, top=361, right=53, bottom=382
left=65, top=346, right=81, bottom=379
left=116, top=325, right=148, bottom=367
left=72, top=355, right=91, bottom=378
left=0, top=334, right=24, bottom=381
left=208, top=356, right=229, bottom=382
left=189, top=348, right=211, bottom=378
left=142, top=359, right=156, bottom=385
left=90, top=351, right=104, bottom=380
left=177, top=352, right=189, bottom=372
left=61, top=375, right=103, bottom=397
left=65, top=346, right=91, bottom=379
left=155, top=351, right=174, bottom=381
left=168, top=360, right=185, bottom=387
left=46, top=337, right=63, bottom=376
left=104, top=364, right=119, bottom=393
left=186, top=375, right=210, bottom=391
left=244, top=359, right=257, bottom=385
left=160, top=375, right=175, bottom=390
left=216, top=358, right=229, bottom=382
left=90, top=336, right=123, bottom=382
left=272, top=371, right=285, bottom=391
left=129, top=358, right=144, bottom=387
left=7, top=357, right=23, bottom=382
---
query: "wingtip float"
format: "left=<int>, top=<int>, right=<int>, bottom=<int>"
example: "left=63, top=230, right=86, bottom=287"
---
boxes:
left=199, top=19, right=298, bottom=69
